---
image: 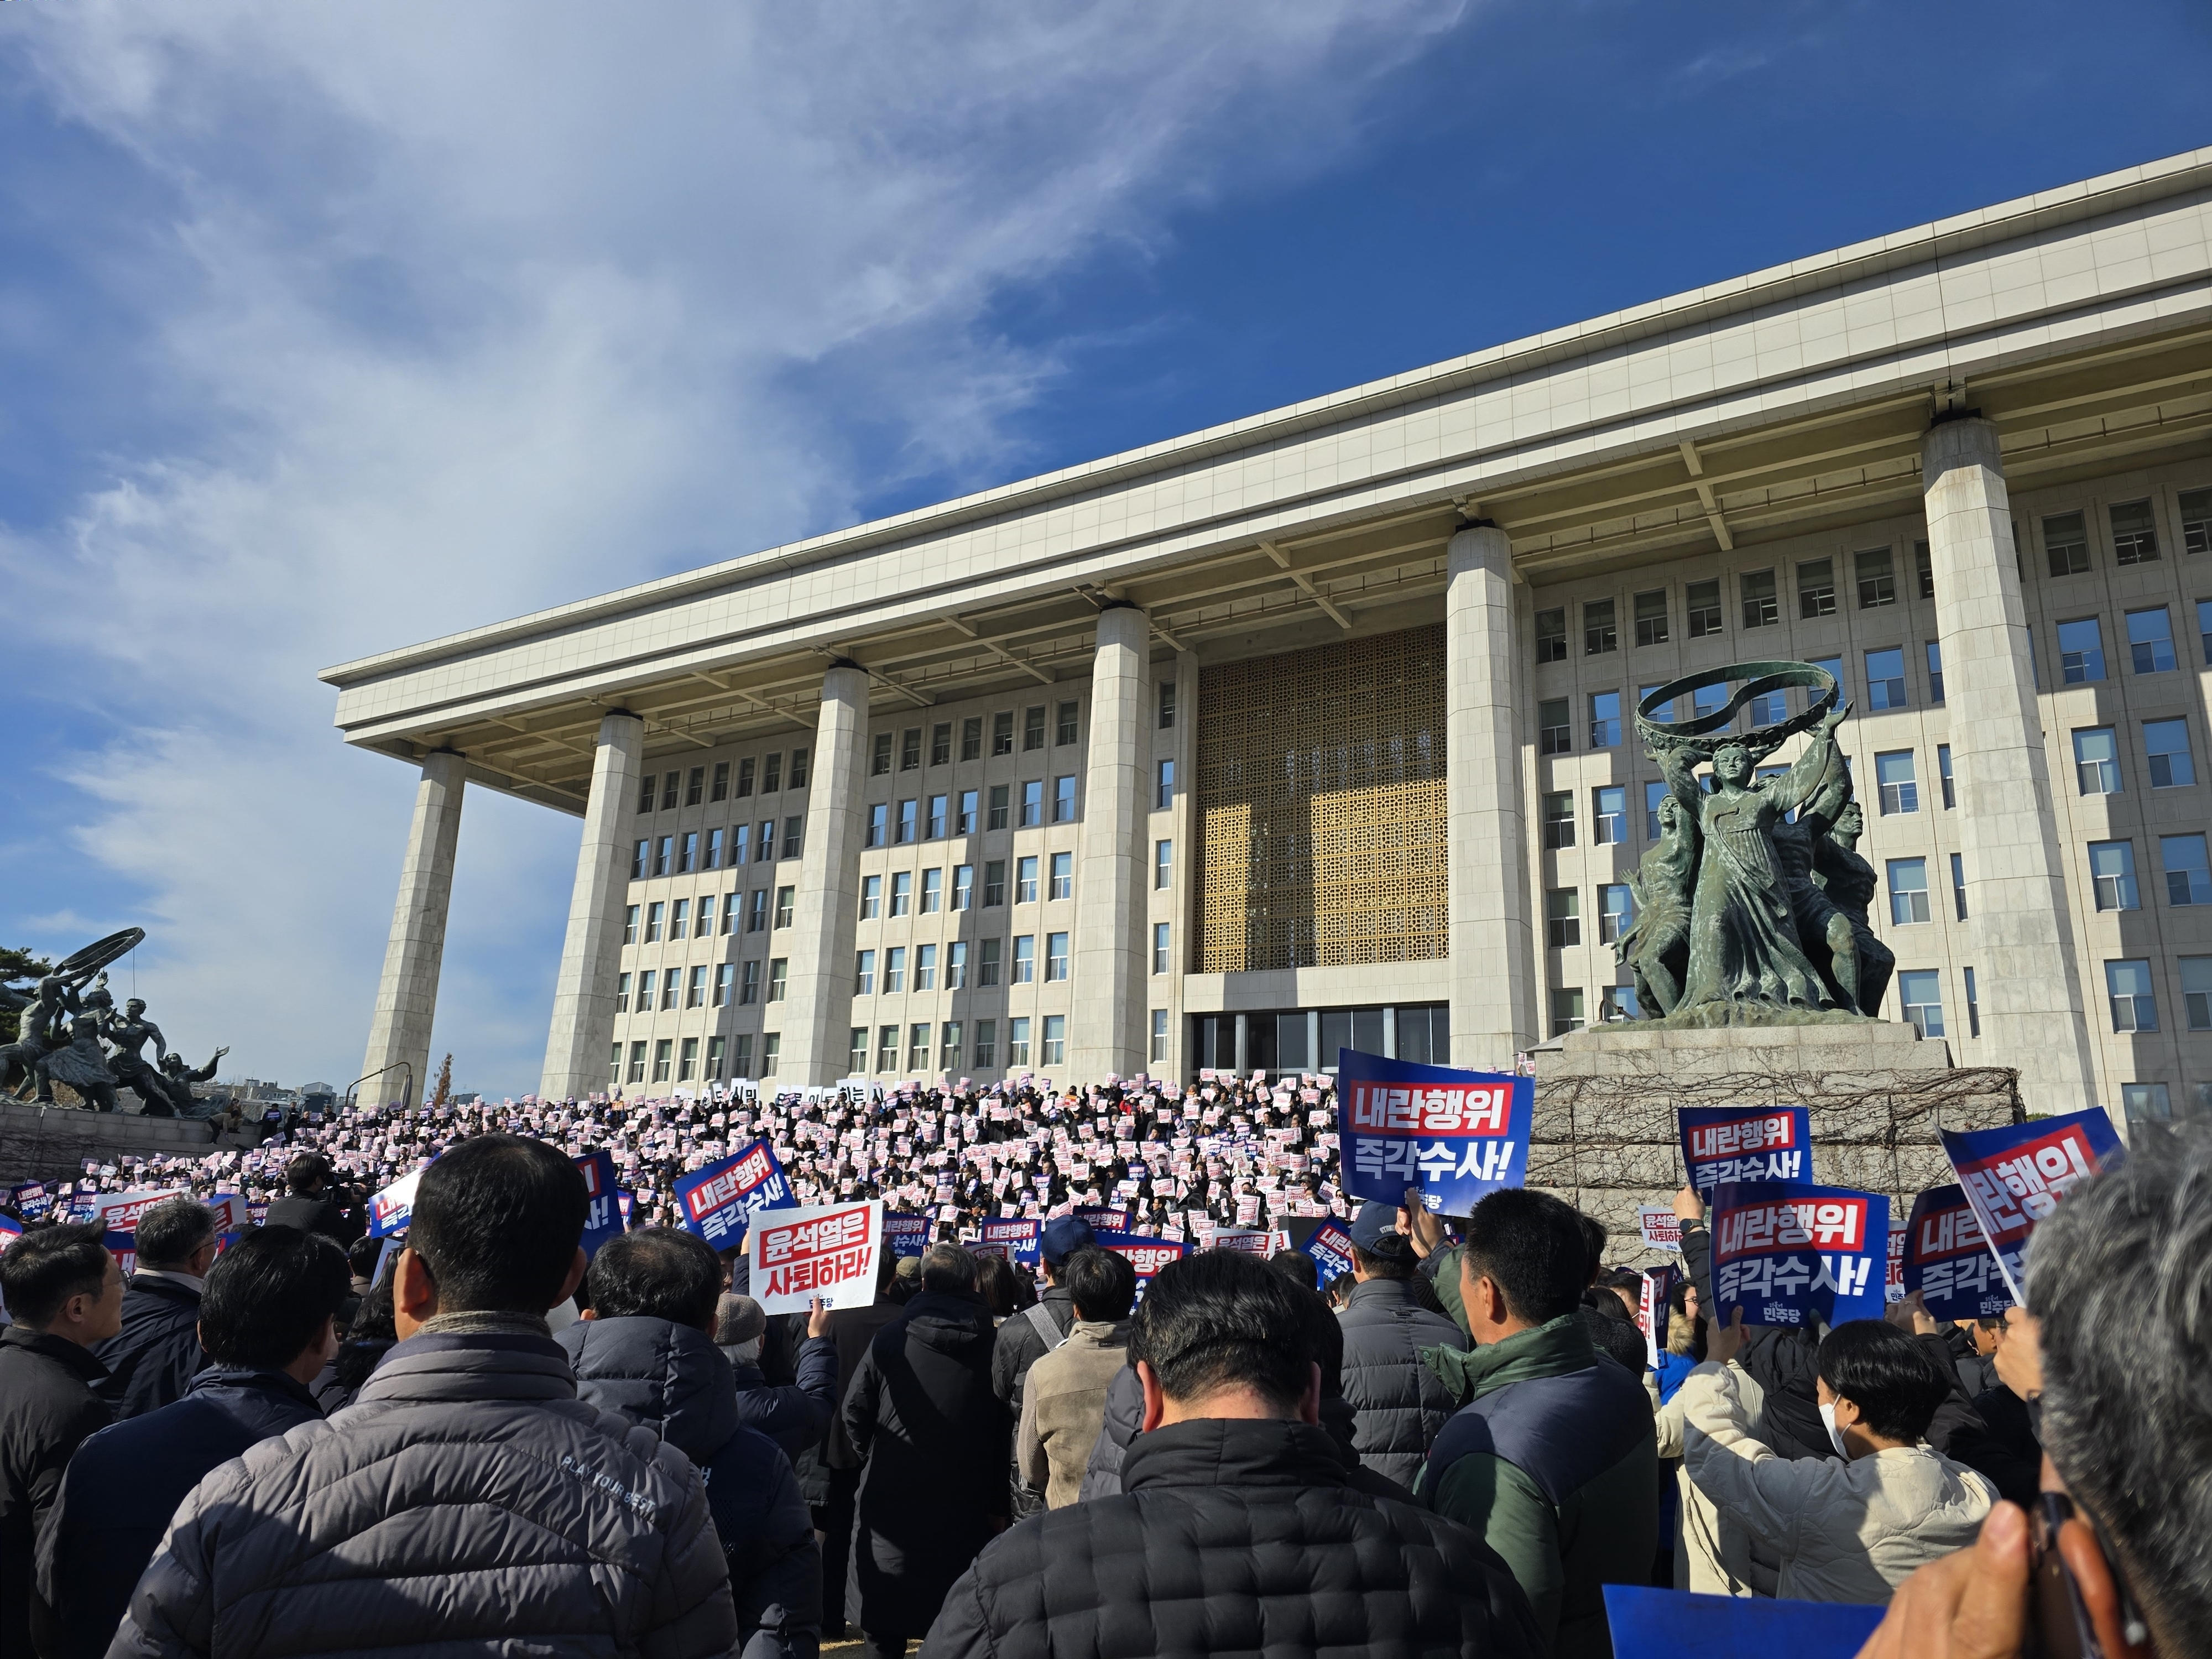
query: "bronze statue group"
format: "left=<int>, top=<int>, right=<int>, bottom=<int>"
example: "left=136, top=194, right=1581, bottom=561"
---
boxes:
left=0, top=931, right=227, bottom=1115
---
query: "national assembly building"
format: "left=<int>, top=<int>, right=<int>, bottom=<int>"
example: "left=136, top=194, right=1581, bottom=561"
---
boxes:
left=326, top=149, right=2212, bottom=1127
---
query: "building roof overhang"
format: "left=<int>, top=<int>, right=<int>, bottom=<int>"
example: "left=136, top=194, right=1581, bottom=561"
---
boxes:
left=322, top=147, right=2212, bottom=816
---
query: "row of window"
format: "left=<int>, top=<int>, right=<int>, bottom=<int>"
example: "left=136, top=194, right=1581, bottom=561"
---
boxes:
left=2105, top=957, right=2212, bottom=1036
left=633, top=819, right=804, bottom=880
left=862, top=684, right=1179, bottom=778
left=861, top=762, right=1176, bottom=847
left=624, top=892, right=789, bottom=944
left=639, top=752, right=810, bottom=814
left=2086, top=834, right=2212, bottom=910
left=617, top=1032, right=776, bottom=1085
left=857, top=844, right=1175, bottom=917
left=1540, top=749, right=1952, bottom=853
left=2072, top=721, right=2199, bottom=793
left=620, top=961, right=784, bottom=1012
left=2051, top=602, right=2212, bottom=684
left=1532, top=493, right=2212, bottom=663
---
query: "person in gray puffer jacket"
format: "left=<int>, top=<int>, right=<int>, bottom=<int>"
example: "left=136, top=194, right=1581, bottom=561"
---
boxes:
left=561, top=1231, right=821, bottom=1659
left=107, top=1135, right=738, bottom=1659
left=1334, top=1203, right=1468, bottom=1488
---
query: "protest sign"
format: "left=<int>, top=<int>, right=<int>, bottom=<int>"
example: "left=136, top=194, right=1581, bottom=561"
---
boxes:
left=1335, top=1050, right=1530, bottom=1214
left=1710, top=1180, right=1888, bottom=1329
left=617, top=1191, right=635, bottom=1229
left=1203, top=1227, right=1272, bottom=1257
left=105, top=1230, right=139, bottom=1277
left=885, top=1212, right=933, bottom=1259
left=1637, top=1205, right=1682, bottom=1251
left=674, top=1139, right=795, bottom=1249
left=368, top=1167, right=426, bottom=1238
left=1074, top=1205, right=1131, bottom=1234
left=11, top=1182, right=51, bottom=1220
left=1637, top=1265, right=1680, bottom=1368
left=1603, top=1586, right=1881, bottom=1659
left=1300, top=1219, right=1357, bottom=1283
left=1902, top=1185, right=2010, bottom=1319
left=979, top=1216, right=1041, bottom=1267
left=1679, top=1105, right=1811, bottom=1199
left=749, top=1200, right=883, bottom=1314
left=574, top=1151, right=624, bottom=1260
left=1100, top=1233, right=1187, bottom=1296
left=91, top=1188, right=185, bottom=1232
left=1940, top=1108, right=2121, bottom=1304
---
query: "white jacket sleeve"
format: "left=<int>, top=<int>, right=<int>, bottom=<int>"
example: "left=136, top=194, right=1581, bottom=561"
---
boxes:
left=1678, top=1361, right=1837, bottom=1561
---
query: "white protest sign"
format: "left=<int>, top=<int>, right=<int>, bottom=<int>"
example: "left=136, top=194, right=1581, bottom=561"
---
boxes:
left=91, top=1188, right=185, bottom=1232
left=1638, top=1205, right=1683, bottom=1251
left=749, top=1199, right=884, bottom=1315
left=1203, top=1227, right=1273, bottom=1257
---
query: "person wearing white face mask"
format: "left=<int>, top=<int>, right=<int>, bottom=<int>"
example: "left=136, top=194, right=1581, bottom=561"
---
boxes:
left=1677, top=1307, right=1996, bottom=1603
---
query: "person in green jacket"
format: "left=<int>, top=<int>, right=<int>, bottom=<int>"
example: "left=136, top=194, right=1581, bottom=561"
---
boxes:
left=1414, top=1188, right=1660, bottom=1658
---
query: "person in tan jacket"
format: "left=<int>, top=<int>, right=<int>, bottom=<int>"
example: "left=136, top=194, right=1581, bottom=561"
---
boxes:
left=1016, top=1246, right=1138, bottom=1507
left=1679, top=1308, right=1994, bottom=1604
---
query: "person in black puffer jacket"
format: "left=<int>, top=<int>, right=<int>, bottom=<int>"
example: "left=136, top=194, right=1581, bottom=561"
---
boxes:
left=108, top=1135, right=738, bottom=1659
left=1335, top=1204, right=1468, bottom=1488
left=924, top=1249, right=1543, bottom=1659
left=315, top=1269, right=398, bottom=1413
left=715, top=1293, right=838, bottom=1463
left=561, top=1230, right=822, bottom=1659
left=844, top=1244, right=1009, bottom=1656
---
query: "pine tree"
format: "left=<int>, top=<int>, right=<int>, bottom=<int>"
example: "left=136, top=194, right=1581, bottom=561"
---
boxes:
left=432, top=1052, right=453, bottom=1107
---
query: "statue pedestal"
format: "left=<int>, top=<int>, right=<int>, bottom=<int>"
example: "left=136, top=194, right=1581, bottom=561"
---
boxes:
left=1540, top=1018, right=1952, bottom=1085
left=1522, top=1019, right=2017, bottom=1267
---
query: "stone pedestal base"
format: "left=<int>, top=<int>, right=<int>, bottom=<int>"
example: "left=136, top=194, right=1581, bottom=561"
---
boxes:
left=1522, top=1019, right=2018, bottom=1268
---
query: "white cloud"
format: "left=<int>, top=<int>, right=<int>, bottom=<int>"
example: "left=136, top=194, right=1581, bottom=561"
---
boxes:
left=0, top=0, right=1463, bottom=1094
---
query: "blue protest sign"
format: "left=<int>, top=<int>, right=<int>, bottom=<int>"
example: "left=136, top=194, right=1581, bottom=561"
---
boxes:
left=11, top=1183, right=50, bottom=1220
left=1335, top=1050, right=1530, bottom=1215
left=1073, top=1204, right=1131, bottom=1234
left=104, top=1230, right=139, bottom=1277
left=885, top=1212, right=933, bottom=1259
left=574, top=1151, right=624, bottom=1260
left=1710, top=1180, right=1888, bottom=1330
left=1301, top=1218, right=1357, bottom=1282
left=674, top=1139, right=794, bottom=1250
left=1603, top=1585, right=1881, bottom=1659
left=617, top=1191, right=635, bottom=1229
left=1100, top=1233, right=1187, bottom=1297
left=1902, top=1185, right=2011, bottom=1319
left=1941, top=1108, right=2121, bottom=1305
left=1679, top=1105, right=1812, bottom=1198
left=978, top=1217, right=1041, bottom=1267
left=367, top=1167, right=427, bottom=1238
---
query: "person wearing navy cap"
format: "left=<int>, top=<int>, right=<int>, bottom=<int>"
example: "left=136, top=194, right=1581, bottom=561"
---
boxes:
left=1338, top=1201, right=1468, bottom=1489
left=990, top=1215, right=1094, bottom=1517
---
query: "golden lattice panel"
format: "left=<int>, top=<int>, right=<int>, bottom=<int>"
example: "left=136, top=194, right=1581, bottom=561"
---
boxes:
left=1194, top=626, right=1448, bottom=972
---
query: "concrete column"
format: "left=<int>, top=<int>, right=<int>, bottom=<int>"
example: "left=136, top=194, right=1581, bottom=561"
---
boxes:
left=539, top=711, right=645, bottom=1100
left=1381, top=1004, right=1399, bottom=1060
left=780, top=665, right=871, bottom=1085
left=1234, top=1012, right=1249, bottom=1076
left=359, top=750, right=466, bottom=1107
left=1070, top=605, right=1149, bottom=1079
left=1922, top=418, right=2099, bottom=1114
left=1446, top=524, right=1538, bottom=1068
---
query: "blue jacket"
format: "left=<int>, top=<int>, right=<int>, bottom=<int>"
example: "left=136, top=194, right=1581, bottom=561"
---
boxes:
left=731, top=1334, right=837, bottom=1462
left=559, top=1315, right=821, bottom=1658
left=92, top=1274, right=207, bottom=1421
left=1652, top=1350, right=1698, bottom=1405
left=36, top=1366, right=322, bottom=1659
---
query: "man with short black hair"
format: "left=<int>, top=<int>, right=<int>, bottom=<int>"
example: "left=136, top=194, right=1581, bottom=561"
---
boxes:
left=262, top=1154, right=363, bottom=1246
left=844, top=1243, right=1006, bottom=1657
left=926, top=1249, right=1544, bottom=1659
left=93, top=1197, right=217, bottom=1418
left=560, top=1229, right=821, bottom=1657
left=1338, top=1201, right=1467, bottom=1488
left=36, top=1227, right=348, bottom=1659
left=0, top=1224, right=122, bottom=1659
left=1417, top=1187, right=1658, bottom=1656
left=110, top=1134, right=738, bottom=1659
left=1015, top=1246, right=1135, bottom=1508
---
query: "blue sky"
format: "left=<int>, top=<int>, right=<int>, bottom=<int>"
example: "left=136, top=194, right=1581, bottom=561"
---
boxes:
left=2, top=1, right=2206, bottom=1097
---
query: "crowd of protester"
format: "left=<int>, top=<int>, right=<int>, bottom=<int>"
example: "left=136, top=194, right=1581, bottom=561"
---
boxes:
left=24, top=1074, right=1352, bottom=1243
left=0, top=1094, right=2205, bottom=1659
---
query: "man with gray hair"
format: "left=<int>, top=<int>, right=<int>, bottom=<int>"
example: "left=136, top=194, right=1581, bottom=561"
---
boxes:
left=94, top=1198, right=217, bottom=1419
left=1862, top=1119, right=2212, bottom=1658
